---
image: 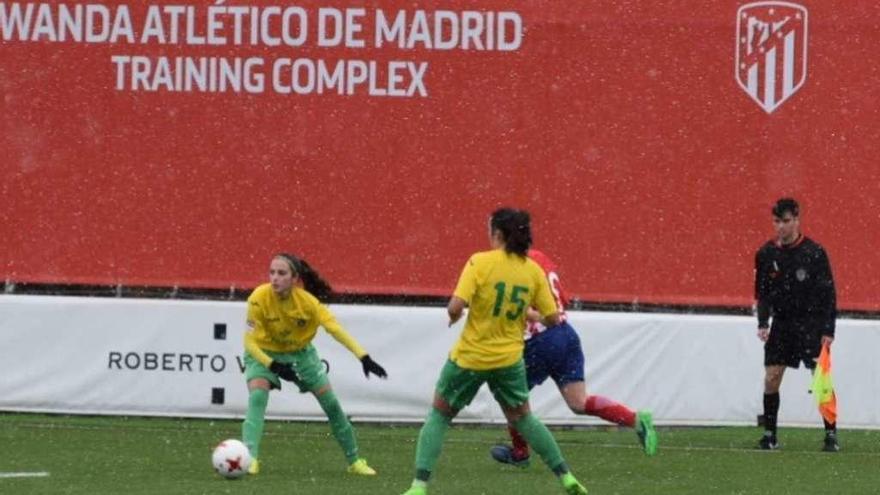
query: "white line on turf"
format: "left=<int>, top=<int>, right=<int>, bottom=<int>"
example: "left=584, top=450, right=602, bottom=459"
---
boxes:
left=0, top=472, right=50, bottom=479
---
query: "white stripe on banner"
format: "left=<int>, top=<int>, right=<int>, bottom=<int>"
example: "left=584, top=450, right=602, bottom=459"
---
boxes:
left=783, top=30, right=796, bottom=96
left=0, top=472, right=50, bottom=478
left=747, top=64, right=758, bottom=96
left=763, top=46, right=776, bottom=109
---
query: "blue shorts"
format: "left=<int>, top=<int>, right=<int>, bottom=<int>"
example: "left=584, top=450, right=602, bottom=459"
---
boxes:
left=524, top=321, right=585, bottom=389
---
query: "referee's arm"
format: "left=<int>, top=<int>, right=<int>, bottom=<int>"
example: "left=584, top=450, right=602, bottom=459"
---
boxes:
left=815, top=247, right=837, bottom=339
left=754, top=249, right=771, bottom=330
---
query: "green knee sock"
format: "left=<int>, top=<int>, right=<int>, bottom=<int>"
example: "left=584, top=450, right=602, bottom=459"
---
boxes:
left=513, top=413, right=567, bottom=474
left=316, top=389, right=359, bottom=464
left=414, top=408, right=451, bottom=480
left=242, top=388, right=269, bottom=458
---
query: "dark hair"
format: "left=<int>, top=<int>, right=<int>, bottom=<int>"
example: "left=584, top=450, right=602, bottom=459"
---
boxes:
left=490, top=207, right=533, bottom=257
left=772, top=198, right=800, bottom=218
left=275, top=253, right=334, bottom=300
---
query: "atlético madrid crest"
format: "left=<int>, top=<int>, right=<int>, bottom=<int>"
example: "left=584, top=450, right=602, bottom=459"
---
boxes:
left=735, top=2, right=808, bottom=113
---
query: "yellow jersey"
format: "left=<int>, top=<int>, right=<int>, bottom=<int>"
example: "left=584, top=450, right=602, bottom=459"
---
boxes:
left=450, top=249, right=557, bottom=370
left=243, top=283, right=366, bottom=366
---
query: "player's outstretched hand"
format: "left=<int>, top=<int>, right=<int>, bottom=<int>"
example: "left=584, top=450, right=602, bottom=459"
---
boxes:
left=361, top=355, right=388, bottom=379
left=269, top=361, right=301, bottom=383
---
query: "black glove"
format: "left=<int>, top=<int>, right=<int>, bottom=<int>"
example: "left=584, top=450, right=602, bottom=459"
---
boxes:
left=360, top=354, right=387, bottom=379
left=269, top=361, right=301, bottom=384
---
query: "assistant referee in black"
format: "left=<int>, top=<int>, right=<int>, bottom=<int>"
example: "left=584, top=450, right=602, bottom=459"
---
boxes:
left=754, top=198, right=839, bottom=452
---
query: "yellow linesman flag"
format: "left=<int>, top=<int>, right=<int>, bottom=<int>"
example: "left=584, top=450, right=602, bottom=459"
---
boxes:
left=810, top=342, right=837, bottom=424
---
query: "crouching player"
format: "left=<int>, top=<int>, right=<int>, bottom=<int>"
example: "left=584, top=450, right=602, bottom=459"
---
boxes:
left=242, top=253, right=387, bottom=475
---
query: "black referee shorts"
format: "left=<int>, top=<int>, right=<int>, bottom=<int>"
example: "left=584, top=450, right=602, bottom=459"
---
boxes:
left=764, top=320, right=822, bottom=369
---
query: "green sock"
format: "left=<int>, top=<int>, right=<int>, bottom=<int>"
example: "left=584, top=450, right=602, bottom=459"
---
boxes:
left=242, top=388, right=269, bottom=458
left=513, top=413, right=566, bottom=473
left=316, top=389, right=359, bottom=464
left=414, top=408, right=451, bottom=479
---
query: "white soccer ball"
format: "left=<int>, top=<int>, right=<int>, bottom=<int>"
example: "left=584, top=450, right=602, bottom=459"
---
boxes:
left=212, top=439, right=252, bottom=479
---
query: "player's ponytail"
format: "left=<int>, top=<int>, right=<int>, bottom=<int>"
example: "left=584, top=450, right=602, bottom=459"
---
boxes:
left=490, top=208, right=532, bottom=257
left=275, top=253, right=334, bottom=300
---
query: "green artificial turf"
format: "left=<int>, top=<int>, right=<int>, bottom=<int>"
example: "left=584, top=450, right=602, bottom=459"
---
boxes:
left=2, top=413, right=878, bottom=494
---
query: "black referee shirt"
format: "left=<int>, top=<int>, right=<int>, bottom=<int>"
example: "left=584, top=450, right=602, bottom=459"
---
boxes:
left=754, top=235, right=837, bottom=336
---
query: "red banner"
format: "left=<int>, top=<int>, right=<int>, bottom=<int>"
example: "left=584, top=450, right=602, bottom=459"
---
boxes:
left=2, top=1, right=879, bottom=310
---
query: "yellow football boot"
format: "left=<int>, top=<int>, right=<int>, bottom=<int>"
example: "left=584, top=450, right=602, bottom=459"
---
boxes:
left=346, top=458, right=377, bottom=476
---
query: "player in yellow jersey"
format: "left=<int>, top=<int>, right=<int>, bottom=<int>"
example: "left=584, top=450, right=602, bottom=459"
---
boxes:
left=400, top=208, right=588, bottom=495
left=242, top=253, right=387, bottom=476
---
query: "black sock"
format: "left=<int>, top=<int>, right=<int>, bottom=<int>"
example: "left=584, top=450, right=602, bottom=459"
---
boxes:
left=763, top=393, right=780, bottom=435
left=823, top=419, right=836, bottom=434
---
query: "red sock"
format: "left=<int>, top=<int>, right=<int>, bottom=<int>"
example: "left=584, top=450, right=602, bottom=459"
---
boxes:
left=585, top=395, right=636, bottom=427
left=508, top=425, right=529, bottom=458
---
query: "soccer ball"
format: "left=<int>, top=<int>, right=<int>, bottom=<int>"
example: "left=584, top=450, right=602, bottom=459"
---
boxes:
left=212, top=439, right=252, bottom=479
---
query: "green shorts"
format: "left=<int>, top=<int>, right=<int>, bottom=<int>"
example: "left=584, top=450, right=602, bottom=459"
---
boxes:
left=244, top=344, right=329, bottom=393
left=435, top=358, right=530, bottom=411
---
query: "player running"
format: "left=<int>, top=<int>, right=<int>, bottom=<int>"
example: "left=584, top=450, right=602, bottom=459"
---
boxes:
left=400, top=208, right=589, bottom=495
left=489, top=249, right=657, bottom=467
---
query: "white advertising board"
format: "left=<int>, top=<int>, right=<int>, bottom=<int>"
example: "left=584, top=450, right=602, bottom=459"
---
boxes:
left=1, top=296, right=878, bottom=428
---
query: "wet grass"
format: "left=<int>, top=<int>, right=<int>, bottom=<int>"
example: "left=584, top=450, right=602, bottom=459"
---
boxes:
left=1, top=413, right=878, bottom=494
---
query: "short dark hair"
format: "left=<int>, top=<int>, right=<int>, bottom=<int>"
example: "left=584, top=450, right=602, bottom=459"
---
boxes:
left=772, top=198, right=799, bottom=218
